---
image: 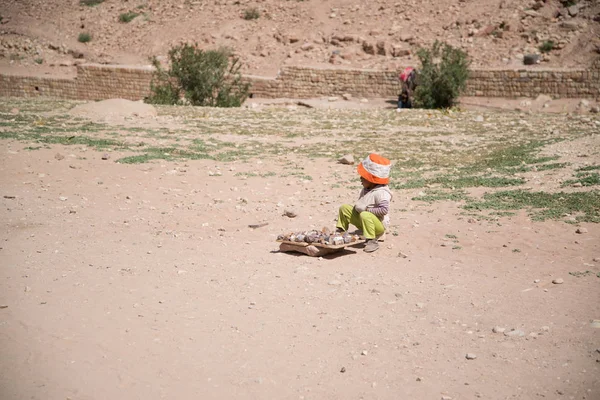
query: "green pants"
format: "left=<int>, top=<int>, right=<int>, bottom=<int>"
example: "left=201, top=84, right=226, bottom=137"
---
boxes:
left=336, top=204, right=385, bottom=239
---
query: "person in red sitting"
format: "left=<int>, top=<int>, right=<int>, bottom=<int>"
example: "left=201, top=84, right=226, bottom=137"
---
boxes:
left=398, top=67, right=417, bottom=109
left=336, top=153, right=393, bottom=253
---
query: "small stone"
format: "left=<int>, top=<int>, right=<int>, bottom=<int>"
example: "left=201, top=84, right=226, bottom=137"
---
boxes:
left=492, top=326, right=506, bottom=333
left=416, top=302, right=425, bottom=309
left=540, top=326, right=550, bottom=332
left=338, top=154, right=354, bottom=165
left=397, top=251, right=408, bottom=258
left=340, top=366, right=346, bottom=373
left=328, top=280, right=341, bottom=286
left=361, top=350, right=368, bottom=356
left=465, top=353, right=477, bottom=360
left=576, top=227, right=588, bottom=234
left=416, top=377, right=422, bottom=382
left=59, top=196, right=68, bottom=201
left=0, top=305, right=8, bottom=309
left=533, top=279, right=540, bottom=283
left=474, top=115, right=484, bottom=122
left=54, top=153, right=64, bottom=160
left=283, top=209, right=297, bottom=218
left=504, top=329, right=525, bottom=337
left=342, top=93, right=352, bottom=101
left=441, top=396, right=453, bottom=400
left=590, top=320, right=600, bottom=329
left=552, top=278, right=564, bottom=284
left=101, top=153, right=109, bottom=160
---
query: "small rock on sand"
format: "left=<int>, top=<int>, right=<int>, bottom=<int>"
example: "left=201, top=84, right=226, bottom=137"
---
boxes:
left=504, top=329, right=525, bottom=337
left=283, top=209, right=297, bottom=218
left=338, top=154, right=354, bottom=165
left=552, top=278, right=564, bottom=284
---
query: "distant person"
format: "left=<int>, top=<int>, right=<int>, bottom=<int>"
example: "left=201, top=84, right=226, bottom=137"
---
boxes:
left=335, top=153, right=393, bottom=253
left=398, top=67, right=417, bottom=109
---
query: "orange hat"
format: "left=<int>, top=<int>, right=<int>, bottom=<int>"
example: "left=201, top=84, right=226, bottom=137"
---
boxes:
left=357, top=153, right=391, bottom=184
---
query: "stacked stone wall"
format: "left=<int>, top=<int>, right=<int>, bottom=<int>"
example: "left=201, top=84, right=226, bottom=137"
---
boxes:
left=0, top=60, right=598, bottom=101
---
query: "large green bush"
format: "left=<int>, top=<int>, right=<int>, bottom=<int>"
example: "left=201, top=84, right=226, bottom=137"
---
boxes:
left=413, top=41, right=470, bottom=109
left=146, top=43, right=250, bottom=107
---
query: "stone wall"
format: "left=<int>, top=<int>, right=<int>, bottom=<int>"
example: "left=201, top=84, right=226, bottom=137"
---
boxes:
left=1, top=59, right=599, bottom=101
left=0, top=64, right=153, bottom=101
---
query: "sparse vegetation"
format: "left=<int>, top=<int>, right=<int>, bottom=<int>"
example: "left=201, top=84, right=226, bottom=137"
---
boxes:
left=562, top=172, right=600, bottom=187
left=413, top=41, right=470, bottom=109
left=539, top=40, right=555, bottom=53
left=78, top=33, right=92, bottom=43
left=119, top=12, right=139, bottom=23
left=80, top=0, right=105, bottom=6
left=464, top=190, right=600, bottom=222
left=34, top=58, right=44, bottom=64
left=243, top=8, right=260, bottom=20
left=147, top=43, right=250, bottom=107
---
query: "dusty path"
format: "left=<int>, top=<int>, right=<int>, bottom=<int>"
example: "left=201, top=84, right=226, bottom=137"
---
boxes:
left=1, top=134, right=599, bottom=399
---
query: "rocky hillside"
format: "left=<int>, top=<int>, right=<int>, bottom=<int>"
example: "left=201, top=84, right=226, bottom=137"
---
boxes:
left=0, top=0, right=599, bottom=77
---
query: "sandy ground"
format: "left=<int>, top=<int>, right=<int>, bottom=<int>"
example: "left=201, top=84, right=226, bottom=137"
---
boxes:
left=1, top=97, right=600, bottom=400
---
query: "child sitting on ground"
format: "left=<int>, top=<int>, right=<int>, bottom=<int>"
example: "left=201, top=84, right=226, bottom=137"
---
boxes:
left=336, top=153, right=393, bottom=253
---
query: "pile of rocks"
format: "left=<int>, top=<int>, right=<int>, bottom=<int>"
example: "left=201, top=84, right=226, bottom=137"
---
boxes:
left=277, top=228, right=361, bottom=246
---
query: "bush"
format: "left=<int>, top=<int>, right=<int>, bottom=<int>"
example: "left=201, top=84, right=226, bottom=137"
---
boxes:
left=539, top=40, right=554, bottom=53
left=80, top=0, right=104, bottom=6
left=147, top=43, right=250, bottom=107
left=412, top=41, right=470, bottom=109
left=119, top=12, right=139, bottom=23
left=78, top=32, right=92, bottom=43
left=243, top=8, right=260, bottom=20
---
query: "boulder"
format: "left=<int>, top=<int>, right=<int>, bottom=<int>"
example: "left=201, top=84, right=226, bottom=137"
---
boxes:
left=376, top=41, right=387, bottom=55
left=392, top=45, right=410, bottom=57
left=523, top=54, right=540, bottom=65
left=560, top=21, right=579, bottom=31
left=567, top=5, right=579, bottom=16
left=362, top=40, right=376, bottom=55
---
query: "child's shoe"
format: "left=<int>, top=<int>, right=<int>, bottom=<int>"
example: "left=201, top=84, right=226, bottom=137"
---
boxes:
left=364, top=239, right=379, bottom=253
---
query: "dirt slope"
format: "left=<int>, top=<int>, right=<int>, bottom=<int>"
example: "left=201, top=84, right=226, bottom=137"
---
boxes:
left=0, top=0, right=599, bottom=77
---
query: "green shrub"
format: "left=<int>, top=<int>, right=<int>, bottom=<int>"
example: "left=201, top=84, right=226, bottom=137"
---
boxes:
left=413, top=41, right=471, bottom=109
left=80, top=0, right=104, bottom=6
left=78, top=33, right=92, bottom=43
left=119, top=12, right=139, bottom=23
left=34, top=58, right=44, bottom=64
left=147, top=43, right=250, bottom=107
left=243, top=8, right=260, bottom=20
left=539, top=40, right=554, bottom=53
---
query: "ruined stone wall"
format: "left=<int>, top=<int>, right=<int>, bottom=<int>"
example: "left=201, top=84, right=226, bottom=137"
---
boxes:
left=1, top=60, right=599, bottom=101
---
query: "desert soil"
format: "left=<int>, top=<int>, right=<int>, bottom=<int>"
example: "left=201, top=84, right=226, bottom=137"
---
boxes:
left=0, top=97, right=599, bottom=399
